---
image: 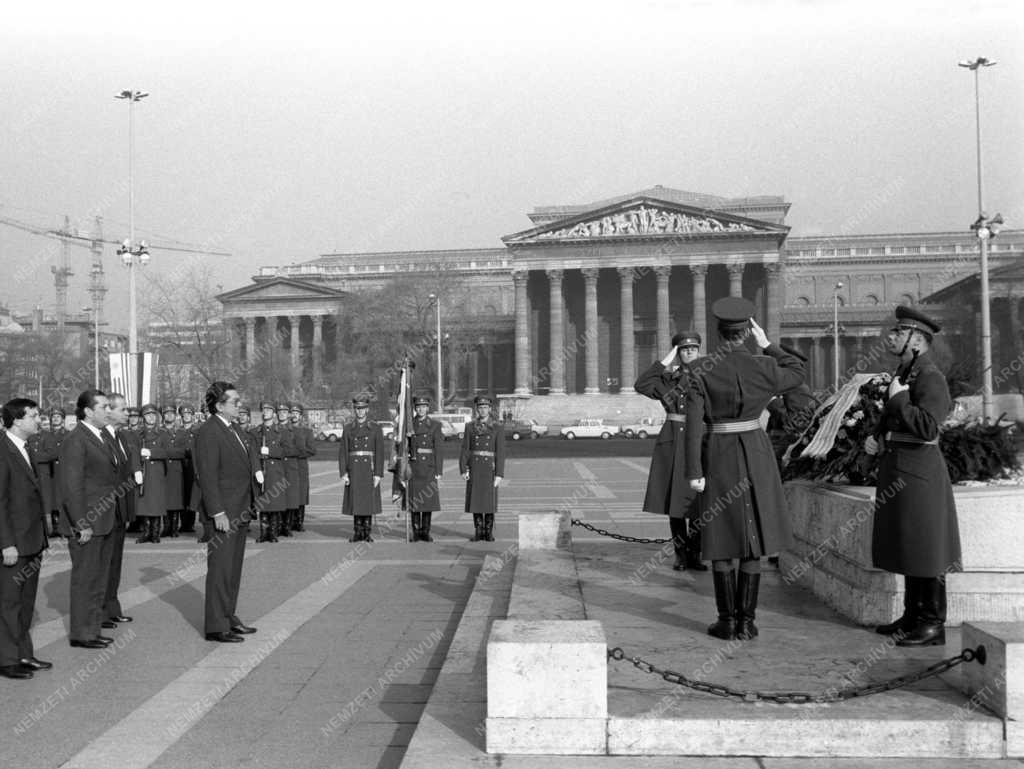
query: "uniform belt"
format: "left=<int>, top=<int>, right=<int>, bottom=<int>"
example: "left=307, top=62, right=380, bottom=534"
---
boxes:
left=665, top=414, right=686, bottom=423
left=885, top=431, right=939, bottom=446
left=350, top=450, right=374, bottom=456
left=416, top=448, right=434, bottom=454
left=708, top=419, right=762, bottom=434
left=472, top=450, right=495, bottom=457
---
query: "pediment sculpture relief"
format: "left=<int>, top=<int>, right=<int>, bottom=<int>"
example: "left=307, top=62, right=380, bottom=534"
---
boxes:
left=537, top=205, right=757, bottom=239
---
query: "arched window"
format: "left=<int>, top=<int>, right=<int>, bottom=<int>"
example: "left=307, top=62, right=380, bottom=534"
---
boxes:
left=899, top=293, right=915, bottom=306
left=863, top=294, right=879, bottom=306
left=794, top=296, right=811, bottom=307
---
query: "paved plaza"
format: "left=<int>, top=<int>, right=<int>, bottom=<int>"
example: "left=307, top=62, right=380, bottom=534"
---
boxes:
left=1, top=456, right=1019, bottom=768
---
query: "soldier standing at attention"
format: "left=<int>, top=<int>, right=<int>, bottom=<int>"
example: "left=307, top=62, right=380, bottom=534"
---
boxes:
left=634, top=331, right=707, bottom=572
left=136, top=404, right=172, bottom=544
left=256, top=402, right=286, bottom=542
left=338, top=395, right=385, bottom=543
left=178, top=405, right=200, bottom=534
left=866, top=306, right=961, bottom=647
left=685, top=298, right=805, bottom=641
left=161, top=405, right=188, bottom=538
left=276, top=403, right=301, bottom=537
left=124, top=407, right=144, bottom=535
left=459, top=395, right=504, bottom=542
left=407, top=395, right=443, bottom=542
left=289, top=403, right=315, bottom=532
left=30, top=407, right=63, bottom=538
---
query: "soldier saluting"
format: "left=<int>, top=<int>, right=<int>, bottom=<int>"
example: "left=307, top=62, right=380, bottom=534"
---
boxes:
left=866, top=305, right=961, bottom=646
left=338, top=395, right=386, bottom=543
left=459, top=395, right=505, bottom=542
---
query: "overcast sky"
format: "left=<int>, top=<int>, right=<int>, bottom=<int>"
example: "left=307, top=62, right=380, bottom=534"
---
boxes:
left=1, top=0, right=1021, bottom=331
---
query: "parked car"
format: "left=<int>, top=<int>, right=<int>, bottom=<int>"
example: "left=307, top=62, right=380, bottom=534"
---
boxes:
left=438, top=419, right=460, bottom=440
left=560, top=418, right=620, bottom=440
left=317, top=425, right=345, bottom=442
left=504, top=418, right=549, bottom=440
left=621, top=416, right=663, bottom=439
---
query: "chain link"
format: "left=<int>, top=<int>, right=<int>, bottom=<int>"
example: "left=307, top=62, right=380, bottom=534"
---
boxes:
left=607, top=644, right=986, bottom=705
left=571, top=518, right=671, bottom=544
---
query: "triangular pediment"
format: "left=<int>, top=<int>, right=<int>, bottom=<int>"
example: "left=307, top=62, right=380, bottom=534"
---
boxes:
left=216, top=277, right=347, bottom=303
left=503, top=196, right=788, bottom=245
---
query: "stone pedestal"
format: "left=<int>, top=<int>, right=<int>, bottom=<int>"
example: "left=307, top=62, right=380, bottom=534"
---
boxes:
left=486, top=619, right=607, bottom=754
left=518, top=512, right=571, bottom=550
left=962, top=622, right=1024, bottom=756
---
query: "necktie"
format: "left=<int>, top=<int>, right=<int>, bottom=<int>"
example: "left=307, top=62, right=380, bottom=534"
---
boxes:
left=101, top=430, right=119, bottom=465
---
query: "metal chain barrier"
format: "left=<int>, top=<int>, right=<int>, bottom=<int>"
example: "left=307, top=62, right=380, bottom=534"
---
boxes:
left=607, top=645, right=987, bottom=704
left=571, top=518, right=671, bottom=545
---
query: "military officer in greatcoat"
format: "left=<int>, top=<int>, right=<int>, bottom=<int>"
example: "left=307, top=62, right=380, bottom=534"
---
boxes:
left=136, top=404, right=173, bottom=543
left=30, top=407, right=67, bottom=538
left=161, top=405, right=189, bottom=538
left=685, top=298, right=805, bottom=641
left=407, top=395, right=444, bottom=542
left=338, top=395, right=386, bottom=543
left=178, top=405, right=200, bottom=534
left=289, top=403, right=315, bottom=532
left=459, top=394, right=505, bottom=542
left=634, top=331, right=706, bottom=572
left=276, top=403, right=301, bottom=537
left=255, top=402, right=286, bottom=542
left=124, top=407, right=144, bottom=535
left=866, top=305, right=961, bottom=647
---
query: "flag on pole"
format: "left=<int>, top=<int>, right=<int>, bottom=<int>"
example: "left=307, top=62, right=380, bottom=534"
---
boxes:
left=391, top=360, right=415, bottom=510
left=108, top=352, right=158, bottom=407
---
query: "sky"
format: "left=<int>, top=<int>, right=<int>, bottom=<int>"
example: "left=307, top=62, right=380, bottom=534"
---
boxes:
left=0, top=0, right=1021, bottom=334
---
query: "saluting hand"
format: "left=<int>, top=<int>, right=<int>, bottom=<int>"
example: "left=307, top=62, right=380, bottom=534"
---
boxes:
left=749, top=319, right=770, bottom=350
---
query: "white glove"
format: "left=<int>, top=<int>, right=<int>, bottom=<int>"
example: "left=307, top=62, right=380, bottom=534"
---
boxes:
left=260, top=446, right=270, bottom=457
left=888, top=379, right=909, bottom=399
left=255, top=470, right=265, bottom=484
left=2, top=546, right=18, bottom=567
left=493, top=476, right=503, bottom=488
left=341, top=474, right=350, bottom=486
left=689, top=477, right=706, bottom=492
left=749, top=319, right=770, bottom=350
left=141, top=448, right=151, bottom=459
left=134, top=471, right=143, bottom=485
left=864, top=436, right=879, bottom=456
left=462, top=472, right=470, bottom=480
left=373, top=475, right=381, bottom=488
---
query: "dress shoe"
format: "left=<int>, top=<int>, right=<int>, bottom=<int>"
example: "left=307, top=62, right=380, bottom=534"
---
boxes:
left=19, top=657, right=53, bottom=671
left=205, top=631, right=244, bottom=643
left=230, top=624, right=257, bottom=635
left=69, top=639, right=107, bottom=649
left=0, top=664, right=33, bottom=679
left=101, top=620, right=116, bottom=629
left=109, top=615, right=133, bottom=623
left=96, top=635, right=114, bottom=644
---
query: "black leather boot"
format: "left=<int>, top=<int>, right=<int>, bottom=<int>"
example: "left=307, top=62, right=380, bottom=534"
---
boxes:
left=484, top=514, right=495, bottom=541
left=294, top=506, right=305, bottom=532
left=897, top=577, right=946, bottom=646
left=668, top=517, right=686, bottom=571
left=684, top=525, right=708, bottom=571
left=152, top=517, right=162, bottom=544
left=364, top=516, right=374, bottom=542
left=736, top=570, right=760, bottom=640
left=180, top=509, right=196, bottom=533
left=267, top=513, right=279, bottom=543
left=410, top=513, right=422, bottom=542
left=877, top=576, right=920, bottom=635
left=278, top=511, right=293, bottom=537
left=421, top=512, right=434, bottom=543
left=348, top=517, right=361, bottom=543
left=470, top=514, right=483, bottom=542
left=169, top=511, right=180, bottom=538
left=707, top=570, right=737, bottom=640
left=135, top=518, right=152, bottom=544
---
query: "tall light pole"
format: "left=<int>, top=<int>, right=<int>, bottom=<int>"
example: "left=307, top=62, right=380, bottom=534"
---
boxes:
left=83, top=306, right=99, bottom=388
left=428, top=294, right=443, bottom=406
left=115, top=89, right=149, bottom=354
left=958, top=57, right=998, bottom=423
left=833, top=281, right=843, bottom=390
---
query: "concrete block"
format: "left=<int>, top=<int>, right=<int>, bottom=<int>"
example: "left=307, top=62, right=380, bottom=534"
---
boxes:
left=1007, top=718, right=1024, bottom=758
left=961, top=621, right=1024, bottom=720
left=485, top=717, right=606, bottom=754
left=507, top=551, right=586, bottom=620
left=518, top=512, right=571, bottom=550
left=955, top=490, right=1024, bottom=571
left=487, top=619, right=606, bottom=720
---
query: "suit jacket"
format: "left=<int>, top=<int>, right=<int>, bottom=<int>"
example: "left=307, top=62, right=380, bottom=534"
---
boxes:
left=194, top=416, right=259, bottom=525
left=0, top=434, right=48, bottom=556
left=57, top=423, right=122, bottom=537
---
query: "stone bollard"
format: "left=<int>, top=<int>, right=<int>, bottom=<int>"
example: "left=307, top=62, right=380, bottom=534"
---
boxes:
left=518, top=511, right=571, bottom=550
left=486, top=619, right=607, bottom=754
left=961, top=622, right=1024, bottom=756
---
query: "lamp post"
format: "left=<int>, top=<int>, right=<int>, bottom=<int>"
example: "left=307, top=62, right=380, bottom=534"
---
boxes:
left=833, top=282, right=843, bottom=390
left=958, top=57, right=998, bottom=423
left=115, top=89, right=149, bottom=354
left=428, top=294, right=443, bottom=406
left=83, top=306, right=99, bottom=388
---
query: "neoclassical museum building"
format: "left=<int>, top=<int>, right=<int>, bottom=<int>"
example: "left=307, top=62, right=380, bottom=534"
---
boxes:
left=218, top=187, right=1023, bottom=413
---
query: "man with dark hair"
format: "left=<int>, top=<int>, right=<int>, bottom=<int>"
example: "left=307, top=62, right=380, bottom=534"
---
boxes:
left=0, top=398, right=51, bottom=678
left=194, top=382, right=263, bottom=642
left=101, top=393, right=139, bottom=630
left=58, top=389, right=121, bottom=649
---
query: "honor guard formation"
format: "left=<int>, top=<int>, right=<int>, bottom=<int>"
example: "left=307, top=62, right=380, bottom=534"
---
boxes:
left=0, top=301, right=962, bottom=682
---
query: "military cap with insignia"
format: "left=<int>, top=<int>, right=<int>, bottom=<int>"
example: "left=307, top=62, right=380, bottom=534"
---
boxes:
left=160, top=404, right=176, bottom=416
left=49, top=407, right=66, bottom=418
left=140, top=403, right=160, bottom=417
left=238, top=405, right=251, bottom=415
left=290, top=402, right=304, bottom=413
left=413, top=395, right=431, bottom=407
left=712, top=297, right=757, bottom=331
left=351, top=395, right=371, bottom=407
left=275, top=402, right=290, bottom=412
left=126, top=406, right=140, bottom=417
left=892, top=305, right=941, bottom=336
left=259, top=400, right=276, bottom=411
left=178, top=404, right=195, bottom=415
left=473, top=394, right=493, bottom=406
left=672, top=330, right=702, bottom=349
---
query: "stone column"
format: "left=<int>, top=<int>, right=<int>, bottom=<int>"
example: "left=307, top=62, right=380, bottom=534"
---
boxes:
left=288, top=315, right=301, bottom=372
left=655, top=266, right=671, bottom=354
left=728, top=261, right=745, bottom=298
left=582, top=268, right=600, bottom=394
left=689, top=264, right=708, bottom=343
left=486, top=343, right=495, bottom=395
left=312, top=315, right=324, bottom=385
left=470, top=345, right=481, bottom=397
left=617, top=267, right=635, bottom=393
left=448, top=342, right=459, bottom=399
left=245, top=317, right=256, bottom=366
left=810, top=336, right=824, bottom=391
left=763, top=263, right=782, bottom=343
left=547, top=269, right=565, bottom=395
left=513, top=271, right=531, bottom=395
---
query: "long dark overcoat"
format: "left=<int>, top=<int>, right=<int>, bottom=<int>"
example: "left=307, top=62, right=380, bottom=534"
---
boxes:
left=136, top=427, right=171, bottom=519
left=338, top=420, right=386, bottom=517
left=254, top=423, right=287, bottom=513
left=407, top=416, right=444, bottom=512
left=460, top=419, right=505, bottom=514
left=871, top=352, right=961, bottom=577
left=634, top=360, right=698, bottom=521
left=294, top=424, right=315, bottom=505
left=685, top=344, right=805, bottom=560
left=164, top=429, right=189, bottom=510
left=279, top=424, right=301, bottom=509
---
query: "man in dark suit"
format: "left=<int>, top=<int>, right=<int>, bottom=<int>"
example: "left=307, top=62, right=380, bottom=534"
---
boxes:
left=194, top=382, right=263, bottom=643
left=58, top=389, right=123, bottom=649
left=102, top=393, right=140, bottom=630
left=0, top=398, right=51, bottom=679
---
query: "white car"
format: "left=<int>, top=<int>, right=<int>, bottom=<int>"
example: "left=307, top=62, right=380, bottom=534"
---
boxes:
left=621, top=416, right=663, bottom=439
left=317, top=425, right=345, bottom=442
left=560, top=418, right=620, bottom=440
